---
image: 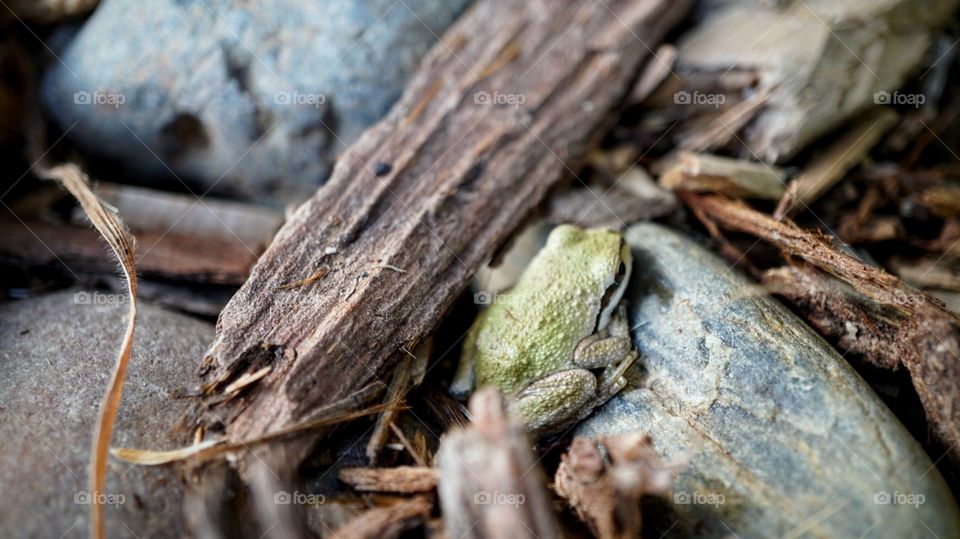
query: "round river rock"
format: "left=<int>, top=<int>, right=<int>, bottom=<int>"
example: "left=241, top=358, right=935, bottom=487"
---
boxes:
left=576, top=223, right=960, bottom=538
left=41, top=0, right=472, bottom=203
left=0, top=290, right=213, bottom=538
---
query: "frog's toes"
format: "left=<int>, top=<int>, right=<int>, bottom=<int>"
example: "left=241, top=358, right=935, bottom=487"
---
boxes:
left=596, top=351, right=638, bottom=396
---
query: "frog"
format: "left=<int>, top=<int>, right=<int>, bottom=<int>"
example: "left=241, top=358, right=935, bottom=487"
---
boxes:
left=451, top=224, right=638, bottom=435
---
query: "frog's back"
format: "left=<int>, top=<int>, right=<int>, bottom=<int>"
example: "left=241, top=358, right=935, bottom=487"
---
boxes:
left=473, top=226, right=621, bottom=395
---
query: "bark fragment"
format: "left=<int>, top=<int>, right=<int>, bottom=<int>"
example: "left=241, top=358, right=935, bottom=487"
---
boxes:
left=338, top=467, right=438, bottom=494
left=659, top=150, right=786, bottom=199
left=555, top=435, right=672, bottom=539
left=329, top=495, right=433, bottom=539
left=436, top=389, right=559, bottom=539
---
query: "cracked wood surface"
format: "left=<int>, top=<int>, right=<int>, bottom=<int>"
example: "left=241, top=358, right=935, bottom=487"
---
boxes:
left=191, top=0, right=692, bottom=457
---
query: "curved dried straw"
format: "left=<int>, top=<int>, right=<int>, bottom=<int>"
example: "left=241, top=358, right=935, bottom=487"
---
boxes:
left=38, top=163, right=137, bottom=539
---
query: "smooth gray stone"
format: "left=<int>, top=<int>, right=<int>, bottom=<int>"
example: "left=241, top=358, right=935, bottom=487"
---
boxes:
left=577, top=223, right=960, bottom=539
left=0, top=290, right=213, bottom=539
left=42, top=0, right=471, bottom=203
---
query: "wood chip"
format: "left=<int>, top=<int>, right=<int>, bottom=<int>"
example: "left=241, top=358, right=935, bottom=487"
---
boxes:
left=329, top=495, right=433, bottom=539
left=436, top=389, right=559, bottom=539
left=627, top=44, right=678, bottom=105
left=366, top=340, right=430, bottom=464
left=677, top=88, right=770, bottom=153
left=659, top=150, right=786, bottom=199
left=890, top=258, right=960, bottom=291
left=555, top=434, right=672, bottom=539
left=0, top=218, right=258, bottom=284
left=918, top=185, right=960, bottom=218
left=339, top=467, right=438, bottom=493
left=87, top=183, right=283, bottom=246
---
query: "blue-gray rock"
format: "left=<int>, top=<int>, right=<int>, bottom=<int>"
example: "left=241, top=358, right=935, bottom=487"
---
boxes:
left=42, top=0, right=471, bottom=202
left=0, top=290, right=213, bottom=538
left=576, top=223, right=960, bottom=538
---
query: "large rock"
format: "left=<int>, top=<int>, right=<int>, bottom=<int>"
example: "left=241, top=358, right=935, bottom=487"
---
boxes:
left=675, top=0, right=956, bottom=162
left=42, top=0, right=472, bottom=203
left=577, top=223, right=960, bottom=538
left=0, top=290, right=213, bottom=538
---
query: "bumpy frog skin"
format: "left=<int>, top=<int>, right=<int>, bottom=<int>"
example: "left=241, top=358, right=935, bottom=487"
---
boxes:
left=452, top=225, right=637, bottom=435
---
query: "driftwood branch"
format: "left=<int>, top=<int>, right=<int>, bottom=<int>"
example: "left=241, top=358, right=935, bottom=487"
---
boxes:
left=190, top=0, right=691, bottom=463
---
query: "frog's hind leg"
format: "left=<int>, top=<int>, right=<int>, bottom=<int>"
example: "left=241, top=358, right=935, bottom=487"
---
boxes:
left=573, top=303, right=632, bottom=369
left=509, top=369, right=596, bottom=434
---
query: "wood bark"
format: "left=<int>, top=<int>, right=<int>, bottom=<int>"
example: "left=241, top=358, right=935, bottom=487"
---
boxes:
left=191, top=0, right=691, bottom=461
left=436, top=389, right=559, bottom=539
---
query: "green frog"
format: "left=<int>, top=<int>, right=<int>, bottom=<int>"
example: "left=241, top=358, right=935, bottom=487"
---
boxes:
left=452, top=225, right=637, bottom=434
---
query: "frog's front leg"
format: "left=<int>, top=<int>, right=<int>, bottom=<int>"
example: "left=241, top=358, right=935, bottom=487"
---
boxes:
left=508, top=369, right=596, bottom=433
left=576, top=304, right=637, bottom=406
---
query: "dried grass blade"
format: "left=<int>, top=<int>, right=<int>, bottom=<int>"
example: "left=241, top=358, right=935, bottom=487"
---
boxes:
left=110, top=440, right=223, bottom=465
left=39, top=163, right=138, bottom=539
left=112, top=402, right=395, bottom=465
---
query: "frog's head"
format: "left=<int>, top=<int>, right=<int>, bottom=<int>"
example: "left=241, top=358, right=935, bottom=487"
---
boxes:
left=546, top=225, right=632, bottom=330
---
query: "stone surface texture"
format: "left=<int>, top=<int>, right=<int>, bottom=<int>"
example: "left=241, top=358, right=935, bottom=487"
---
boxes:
left=577, top=223, right=960, bottom=538
left=42, top=0, right=472, bottom=202
left=0, top=290, right=213, bottom=538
